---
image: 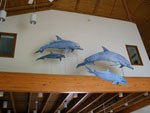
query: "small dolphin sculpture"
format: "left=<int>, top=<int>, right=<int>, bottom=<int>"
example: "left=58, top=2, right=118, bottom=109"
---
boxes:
left=35, top=35, right=83, bottom=53
left=36, top=53, right=65, bottom=61
left=77, top=46, right=133, bottom=69
left=86, top=66, right=128, bottom=86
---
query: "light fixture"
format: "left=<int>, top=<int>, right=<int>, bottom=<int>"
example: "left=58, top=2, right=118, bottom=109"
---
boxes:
left=33, top=110, right=37, bottom=113
left=73, top=93, right=78, bottom=98
left=119, top=92, right=123, bottom=98
left=144, top=92, right=149, bottom=96
left=28, top=0, right=34, bottom=4
left=0, top=91, right=4, bottom=97
left=0, top=0, right=7, bottom=22
left=33, top=101, right=38, bottom=113
left=49, top=0, right=54, bottom=2
left=90, top=111, right=94, bottom=113
left=3, top=101, right=8, bottom=108
left=110, top=110, right=113, bottom=113
left=64, top=101, right=68, bottom=108
left=30, top=0, right=37, bottom=25
left=124, top=102, right=128, bottom=106
left=57, top=110, right=60, bottom=113
left=7, top=110, right=11, bottom=113
left=37, top=92, right=43, bottom=98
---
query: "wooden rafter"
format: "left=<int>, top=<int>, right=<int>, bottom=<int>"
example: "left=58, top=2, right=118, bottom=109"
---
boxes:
left=115, top=94, right=150, bottom=113
left=120, top=96, right=150, bottom=113
left=98, top=93, right=137, bottom=113
left=122, top=0, right=132, bottom=21
left=27, top=93, right=32, bottom=113
left=40, top=93, right=51, bottom=113
left=78, top=93, right=106, bottom=113
left=0, top=72, right=150, bottom=93
left=49, top=93, right=69, bottom=113
left=62, top=93, right=88, bottom=113
left=10, top=92, right=17, bottom=113
left=92, top=94, right=118, bottom=112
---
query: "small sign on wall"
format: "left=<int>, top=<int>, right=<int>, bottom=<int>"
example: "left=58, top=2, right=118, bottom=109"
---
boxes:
left=0, top=32, right=17, bottom=58
left=126, top=45, right=143, bottom=65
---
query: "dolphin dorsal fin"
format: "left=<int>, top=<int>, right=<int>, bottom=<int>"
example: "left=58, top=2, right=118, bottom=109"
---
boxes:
left=56, top=35, right=63, bottom=40
left=102, top=46, right=109, bottom=52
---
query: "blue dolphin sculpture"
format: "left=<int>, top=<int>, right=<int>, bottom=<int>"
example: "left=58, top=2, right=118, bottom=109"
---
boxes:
left=36, top=53, right=65, bottom=61
left=86, top=66, right=128, bottom=86
left=77, top=46, right=133, bottom=69
left=35, top=35, right=83, bottom=53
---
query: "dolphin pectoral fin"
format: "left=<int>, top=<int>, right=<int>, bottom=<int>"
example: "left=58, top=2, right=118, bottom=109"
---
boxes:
left=71, top=49, right=74, bottom=52
left=112, top=81, right=118, bottom=85
left=120, top=65, right=124, bottom=68
left=59, top=58, right=61, bottom=61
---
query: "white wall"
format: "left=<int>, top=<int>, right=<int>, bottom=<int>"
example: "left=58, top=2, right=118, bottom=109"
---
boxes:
left=0, top=10, right=149, bottom=76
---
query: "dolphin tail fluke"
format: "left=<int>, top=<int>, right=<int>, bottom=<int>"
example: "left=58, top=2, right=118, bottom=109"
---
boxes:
left=35, top=49, right=44, bottom=54
left=76, top=62, right=86, bottom=68
left=36, top=58, right=42, bottom=61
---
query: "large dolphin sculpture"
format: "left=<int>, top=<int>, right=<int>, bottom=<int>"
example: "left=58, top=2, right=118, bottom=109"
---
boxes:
left=77, top=46, right=133, bottom=69
left=35, top=35, right=83, bottom=53
left=86, top=66, right=128, bottom=86
left=36, top=52, right=65, bottom=61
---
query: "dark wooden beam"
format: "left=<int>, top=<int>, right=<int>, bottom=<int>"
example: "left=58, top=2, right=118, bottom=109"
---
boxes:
left=27, top=93, right=32, bottom=113
left=40, top=93, right=51, bottom=113
left=118, top=95, right=150, bottom=113
left=10, top=92, right=17, bottom=113
left=62, top=93, right=88, bottom=113
left=122, top=0, right=132, bottom=21
left=0, top=72, right=150, bottom=93
left=49, top=93, right=69, bottom=113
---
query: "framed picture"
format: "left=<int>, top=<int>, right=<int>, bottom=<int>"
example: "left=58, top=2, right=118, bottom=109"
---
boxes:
left=0, top=32, right=17, bottom=58
left=126, top=45, right=143, bottom=65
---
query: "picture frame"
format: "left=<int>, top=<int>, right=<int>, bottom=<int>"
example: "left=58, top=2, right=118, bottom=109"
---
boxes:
left=126, top=45, right=143, bottom=65
left=0, top=32, right=17, bottom=58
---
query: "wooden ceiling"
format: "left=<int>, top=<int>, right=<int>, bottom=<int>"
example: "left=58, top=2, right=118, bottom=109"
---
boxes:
left=0, top=92, right=149, bottom=113
left=0, top=0, right=150, bottom=57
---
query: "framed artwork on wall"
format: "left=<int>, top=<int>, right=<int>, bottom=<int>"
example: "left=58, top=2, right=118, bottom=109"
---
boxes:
left=0, top=32, right=17, bottom=58
left=126, top=45, right=143, bottom=65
